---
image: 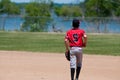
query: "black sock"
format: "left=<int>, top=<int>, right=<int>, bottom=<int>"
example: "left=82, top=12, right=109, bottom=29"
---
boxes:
left=76, top=67, right=81, bottom=79
left=71, top=68, right=75, bottom=80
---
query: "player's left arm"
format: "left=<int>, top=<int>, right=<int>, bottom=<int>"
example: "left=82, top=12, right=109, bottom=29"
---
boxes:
left=82, top=33, right=87, bottom=47
left=64, top=34, right=69, bottom=53
left=64, top=38, right=69, bottom=52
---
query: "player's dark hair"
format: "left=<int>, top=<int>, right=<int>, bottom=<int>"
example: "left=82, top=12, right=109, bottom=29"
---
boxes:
left=72, top=19, right=80, bottom=28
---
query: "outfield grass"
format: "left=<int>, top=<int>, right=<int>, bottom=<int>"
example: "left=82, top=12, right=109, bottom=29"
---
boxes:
left=85, top=33, right=120, bottom=56
left=0, top=32, right=120, bottom=56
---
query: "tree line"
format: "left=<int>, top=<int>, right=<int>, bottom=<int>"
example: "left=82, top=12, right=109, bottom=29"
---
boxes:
left=1, top=0, right=119, bottom=17
left=0, top=0, right=120, bottom=32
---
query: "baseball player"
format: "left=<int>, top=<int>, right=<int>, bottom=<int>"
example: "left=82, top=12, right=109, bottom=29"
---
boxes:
left=64, top=19, right=87, bottom=80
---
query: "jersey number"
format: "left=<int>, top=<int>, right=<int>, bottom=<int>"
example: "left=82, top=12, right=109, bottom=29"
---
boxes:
left=73, top=34, right=78, bottom=42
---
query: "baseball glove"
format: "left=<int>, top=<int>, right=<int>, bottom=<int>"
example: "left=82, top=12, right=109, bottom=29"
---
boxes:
left=65, top=50, right=70, bottom=61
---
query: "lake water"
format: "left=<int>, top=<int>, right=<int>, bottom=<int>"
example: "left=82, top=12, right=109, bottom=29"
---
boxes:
left=0, top=15, right=120, bottom=33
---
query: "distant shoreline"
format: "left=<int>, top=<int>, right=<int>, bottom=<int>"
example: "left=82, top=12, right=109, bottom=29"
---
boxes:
left=0, top=15, right=120, bottom=33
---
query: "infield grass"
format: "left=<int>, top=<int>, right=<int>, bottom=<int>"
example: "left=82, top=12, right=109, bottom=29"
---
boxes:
left=0, top=32, right=120, bottom=56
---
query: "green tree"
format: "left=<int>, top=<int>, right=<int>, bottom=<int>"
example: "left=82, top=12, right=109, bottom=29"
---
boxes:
left=21, top=0, right=52, bottom=32
left=110, top=0, right=120, bottom=16
left=84, top=0, right=114, bottom=17
left=115, top=6, right=120, bottom=16
left=72, top=6, right=82, bottom=17
left=0, top=0, right=20, bottom=14
left=55, top=5, right=82, bottom=17
left=82, top=0, right=120, bottom=17
left=54, top=6, right=61, bottom=16
left=59, top=6, right=71, bottom=17
left=25, top=2, right=50, bottom=16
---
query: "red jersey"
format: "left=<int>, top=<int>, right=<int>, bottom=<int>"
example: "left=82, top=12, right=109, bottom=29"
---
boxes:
left=65, top=28, right=86, bottom=47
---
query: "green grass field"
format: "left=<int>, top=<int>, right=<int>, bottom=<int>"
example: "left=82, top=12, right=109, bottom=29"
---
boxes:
left=0, top=32, right=120, bottom=56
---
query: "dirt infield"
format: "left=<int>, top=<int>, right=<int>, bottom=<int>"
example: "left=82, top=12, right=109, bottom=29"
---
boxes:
left=0, top=51, right=120, bottom=80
